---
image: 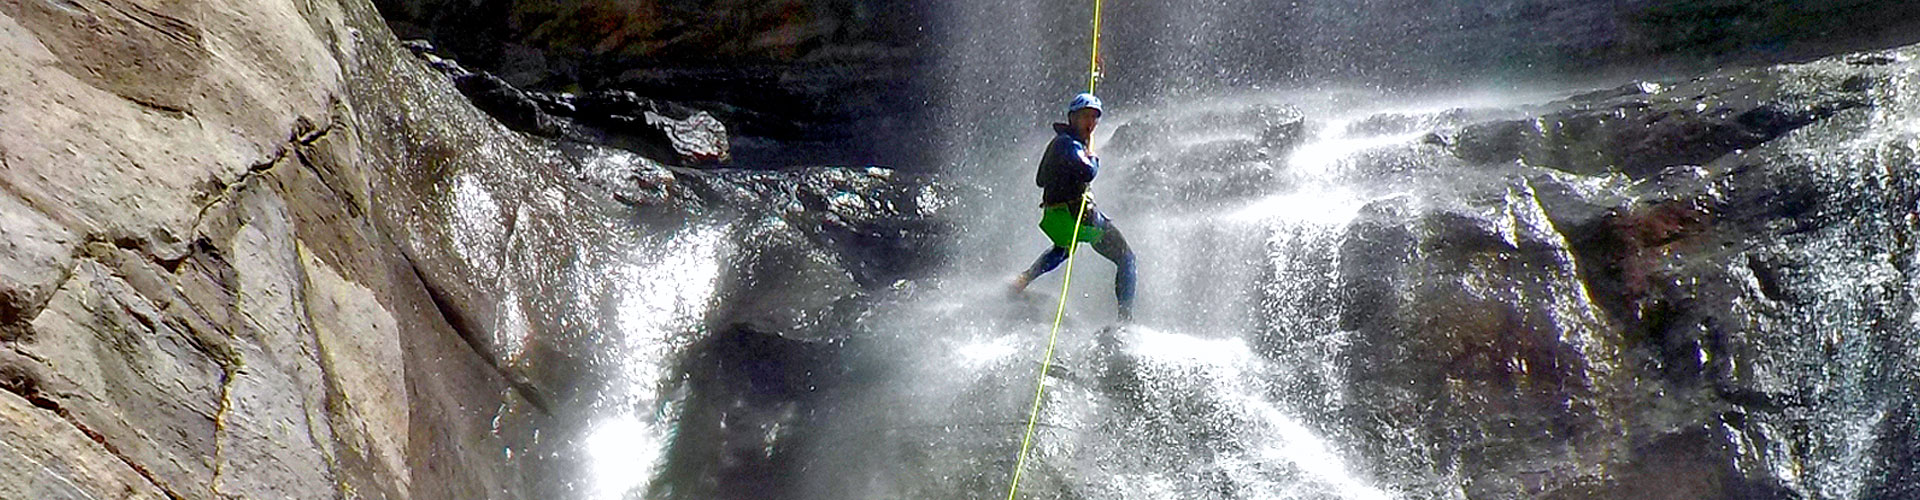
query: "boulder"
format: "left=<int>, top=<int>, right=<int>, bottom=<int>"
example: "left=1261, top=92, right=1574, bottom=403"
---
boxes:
left=1128, top=139, right=1278, bottom=208
left=680, top=166, right=952, bottom=291
left=453, top=71, right=557, bottom=135
left=1330, top=182, right=1627, bottom=497
left=412, top=47, right=737, bottom=166
left=1473, top=47, right=1919, bottom=499
left=570, top=90, right=732, bottom=165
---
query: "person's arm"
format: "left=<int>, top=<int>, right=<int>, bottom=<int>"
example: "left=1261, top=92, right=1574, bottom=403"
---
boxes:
left=1069, top=141, right=1099, bottom=182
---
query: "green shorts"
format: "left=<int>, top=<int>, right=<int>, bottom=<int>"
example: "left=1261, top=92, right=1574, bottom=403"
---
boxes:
left=1038, top=204, right=1106, bottom=247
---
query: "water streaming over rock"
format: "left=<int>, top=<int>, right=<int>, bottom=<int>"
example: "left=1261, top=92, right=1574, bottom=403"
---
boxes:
left=9, top=0, right=1919, bottom=496
left=482, top=3, right=1920, bottom=499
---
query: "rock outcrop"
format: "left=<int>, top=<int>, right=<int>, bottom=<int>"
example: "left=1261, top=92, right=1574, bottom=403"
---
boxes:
left=1294, top=45, right=1920, bottom=498
left=5, top=0, right=1916, bottom=498
left=0, top=0, right=527, bottom=496
left=405, top=41, right=733, bottom=166
left=0, top=0, right=948, bottom=497
left=1446, top=71, right=1873, bottom=178
left=1103, top=104, right=1308, bottom=209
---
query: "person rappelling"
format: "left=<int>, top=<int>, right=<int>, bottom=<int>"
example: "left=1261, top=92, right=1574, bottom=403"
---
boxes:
left=1008, top=93, right=1137, bottom=323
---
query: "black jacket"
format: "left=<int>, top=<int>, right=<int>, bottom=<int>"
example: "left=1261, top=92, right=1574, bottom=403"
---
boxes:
left=1036, top=123, right=1099, bottom=206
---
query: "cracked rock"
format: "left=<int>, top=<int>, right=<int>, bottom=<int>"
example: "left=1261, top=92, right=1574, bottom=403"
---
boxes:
left=0, top=193, right=74, bottom=340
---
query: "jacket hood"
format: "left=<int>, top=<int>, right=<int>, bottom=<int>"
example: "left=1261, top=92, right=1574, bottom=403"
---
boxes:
left=1052, top=122, right=1084, bottom=142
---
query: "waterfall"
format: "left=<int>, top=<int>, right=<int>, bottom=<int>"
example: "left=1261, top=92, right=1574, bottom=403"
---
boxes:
left=512, top=2, right=1920, bottom=498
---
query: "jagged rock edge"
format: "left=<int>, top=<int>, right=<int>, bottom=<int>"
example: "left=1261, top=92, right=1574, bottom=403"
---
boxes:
left=0, top=343, right=190, bottom=500
left=402, top=256, right=552, bottom=414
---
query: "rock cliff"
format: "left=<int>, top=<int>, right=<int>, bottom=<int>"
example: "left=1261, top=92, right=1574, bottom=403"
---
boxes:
left=5, top=0, right=1917, bottom=498
left=1290, top=47, right=1920, bottom=498
left=0, top=0, right=941, bottom=497
left=0, top=0, right=543, bottom=496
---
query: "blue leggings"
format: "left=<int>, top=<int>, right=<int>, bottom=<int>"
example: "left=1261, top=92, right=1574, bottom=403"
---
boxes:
left=1021, top=209, right=1136, bottom=318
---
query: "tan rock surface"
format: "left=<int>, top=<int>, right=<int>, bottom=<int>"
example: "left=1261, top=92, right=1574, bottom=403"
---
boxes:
left=0, top=0, right=533, bottom=496
left=0, top=388, right=170, bottom=500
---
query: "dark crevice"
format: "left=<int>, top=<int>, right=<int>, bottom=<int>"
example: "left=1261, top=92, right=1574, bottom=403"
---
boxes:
left=188, top=147, right=288, bottom=237
left=289, top=120, right=368, bottom=219
left=73, top=226, right=189, bottom=276
left=187, top=119, right=340, bottom=236
left=0, top=362, right=188, bottom=500
left=103, top=0, right=203, bottom=48
left=125, top=95, right=191, bottom=118
left=403, top=256, right=551, bottom=414
left=1744, top=253, right=1787, bottom=302
left=0, top=320, right=26, bottom=343
left=161, top=115, right=339, bottom=299
left=0, top=364, right=60, bottom=412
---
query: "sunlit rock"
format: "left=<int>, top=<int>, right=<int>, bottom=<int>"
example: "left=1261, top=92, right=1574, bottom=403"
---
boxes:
left=1447, top=62, right=1877, bottom=178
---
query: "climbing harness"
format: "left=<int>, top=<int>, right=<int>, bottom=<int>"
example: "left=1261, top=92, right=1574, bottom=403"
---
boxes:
left=1038, top=203, right=1107, bottom=247
left=1005, top=0, right=1103, bottom=497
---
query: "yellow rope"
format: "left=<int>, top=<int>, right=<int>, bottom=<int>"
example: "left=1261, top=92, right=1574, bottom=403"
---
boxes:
left=1087, top=0, right=1103, bottom=95
left=1006, top=0, right=1103, bottom=498
left=1002, top=194, right=1087, bottom=500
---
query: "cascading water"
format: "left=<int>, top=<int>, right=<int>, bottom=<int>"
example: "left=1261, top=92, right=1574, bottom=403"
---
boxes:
left=790, top=92, right=1505, bottom=499
left=500, top=2, right=1920, bottom=499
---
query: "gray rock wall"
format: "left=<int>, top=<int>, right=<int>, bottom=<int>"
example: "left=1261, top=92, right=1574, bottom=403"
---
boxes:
left=1313, top=47, right=1920, bottom=498
left=4, top=0, right=954, bottom=495
left=0, top=0, right=551, bottom=496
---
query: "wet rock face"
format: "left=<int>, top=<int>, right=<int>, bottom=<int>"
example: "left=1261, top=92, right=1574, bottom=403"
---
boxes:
left=1564, top=118, right=1915, bottom=403
left=652, top=325, right=846, bottom=500
left=470, top=155, right=951, bottom=500
left=1446, top=71, right=1872, bottom=178
left=1869, top=394, right=1920, bottom=499
left=339, top=6, right=955, bottom=496
left=686, top=166, right=950, bottom=290
left=1334, top=186, right=1625, bottom=498
left=1105, top=104, right=1307, bottom=209
left=373, top=34, right=955, bottom=500
left=5, top=0, right=1916, bottom=498
left=1317, top=46, right=1920, bottom=498
left=1540, top=422, right=1801, bottom=500
left=1109, top=104, right=1307, bottom=156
